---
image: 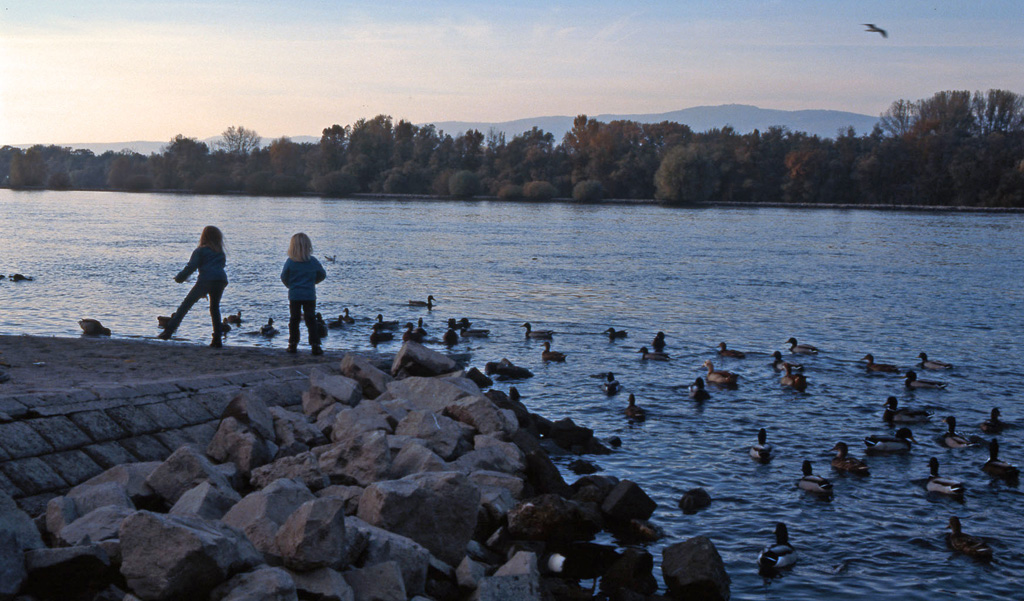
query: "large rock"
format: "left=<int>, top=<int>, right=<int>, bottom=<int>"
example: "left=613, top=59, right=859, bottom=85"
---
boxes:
left=210, top=566, right=298, bottom=601
left=377, top=377, right=477, bottom=412
left=274, top=497, right=351, bottom=572
left=316, top=485, right=365, bottom=516
left=222, top=478, right=315, bottom=557
left=75, top=462, right=160, bottom=505
left=444, top=397, right=518, bottom=439
left=506, top=495, right=599, bottom=543
left=318, top=430, right=393, bottom=487
left=59, top=505, right=135, bottom=547
left=222, top=390, right=277, bottom=440
left=251, top=452, right=330, bottom=492
left=391, top=341, right=458, bottom=377
left=394, top=410, right=473, bottom=460
left=601, top=480, right=657, bottom=521
left=207, top=416, right=276, bottom=477
left=270, top=406, right=328, bottom=456
left=599, top=547, right=657, bottom=597
left=170, top=480, right=242, bottom=520
left=306, top=369, right=362, bottom=414
left=145, top=445, right=235, bottom=505
left=524, top=451, right=571, bottom=497
left=67, top=480, right=136, bottom=516
left=389, top=442, right=446, bottom=478
left=23, top=544, right=115, bottom=600
left=346, top=516, right=432, bottom=596
left=290, top=567, right=355, bottom=601
left=662, top=536, right=730, bottom=601
left=330, top=401, right=396, bottom=443
left=0, top=529, right=26, bottom=600
left=344, top=560, right=407, bottom=601
left=340, top=353, right=394, bottom=400
left=472, top=551, right=542, bottom=601
left=0, top=491, right=45, bottom=552
left=469, top=470, right=525, bottom=500
left=452, top=446, right=525, bottom=476
left=548, top=418, right=593, bottom=450
left=358, top=471, right=480, bottom=566
left=119, top=511, right=263, bottom=601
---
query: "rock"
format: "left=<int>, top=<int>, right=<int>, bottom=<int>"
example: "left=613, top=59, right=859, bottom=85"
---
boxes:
left=67, top=480, right=136, bottom=516
left=24, top=544, right=115, bottom=599
left=222, top=478, right=315, bottom=557
left=452, top=445, right=526, bottom=476
left=44, top=496, right=80, bottom=542
left=59, top=505, right=135, bottom=546
left=343, top=560, right=407, bottom=601
left=507, top=495, right=600, bottom=544
left=390, top=442, right=446, bottom=478
left=145, top=445, right=235, bottom=506
left=484, top=389, right=533, bottom=428
left=119, top=511, right=263, bottom=601
left=678, top=488, right=712, bottom=514
left=316, top=485, right=365, bottom=516
left=394, top=410, right=474, bottom=460
left=290, top=567, right=355, bottom=601
left=483, top=358, right=533, bottom=380
left=275, top=497, right=351, bottom=572
left=601, top=480, right=657, bottom=521
left=468, top=470, right=525, bottom=500
left=270, top=406, right=328, bottom=457
left=599, top=548, right=657, bottom=597
left=0, top=491, right=45, bottom=552
left=444, top=397, right=518, bottom=439
left=472, top=435, right=526, bottom=469
left=315, top=404, right=343, bottom=437
left=548, top=418, right=593, bottom=451
left=340, top=353, right=394, bottom=400
left=318, top=430, right=393, bottom=487
left=476, top=486, right=516, bottom=537
left=210, top=566, right=298, bottom=601
left=207, top=416, right=277, bottom=477
left=472, top=551, right=542, bottom=601
left=466, top=367, right=493, bottom=389
left=0, top=529, right=26, bottom=600
left=456, top=556, right=488, bottom=591
left=662, top=536, right=730, bottom=601
left=568, top=459, right=601, bottom=475
left=358, top=471, right=480, bottom=566
left=331, top=401, right=396, bottom=443
left=524, top=451, right=572, bottom=497
left=222, top=390, right=277, bottom=440
left=170, top=480, right=242, bottom=520
left=307, top=369, right=363, bottom=414
left=377, top=377, right=476, bottom=412
left=570, top=474, right=620, bottom=505
left=251, top=451, right=330, bottom=492
left=345, top=516, right=432, bottom=596
left=391, top=341, right=458, bottom=377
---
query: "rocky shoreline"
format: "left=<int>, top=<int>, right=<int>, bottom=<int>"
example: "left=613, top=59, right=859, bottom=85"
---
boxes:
left=0, top=339, right=730, bottom=600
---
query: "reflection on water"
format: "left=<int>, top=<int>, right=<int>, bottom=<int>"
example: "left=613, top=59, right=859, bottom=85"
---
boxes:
left=2, top=190, right=1024, bottom=600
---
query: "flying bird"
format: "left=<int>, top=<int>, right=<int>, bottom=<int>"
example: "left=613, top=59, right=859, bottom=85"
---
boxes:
left=863, top=23, right=888, bottom=38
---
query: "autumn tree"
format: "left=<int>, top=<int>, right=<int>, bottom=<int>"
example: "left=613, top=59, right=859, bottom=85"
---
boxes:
left=217, top=125, right=261, bottom=155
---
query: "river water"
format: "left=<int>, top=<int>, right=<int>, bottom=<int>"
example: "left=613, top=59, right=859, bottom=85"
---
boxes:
left=2, top=190, right=1023, bottom=599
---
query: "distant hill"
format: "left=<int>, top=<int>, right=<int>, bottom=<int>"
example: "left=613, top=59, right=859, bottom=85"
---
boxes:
left=17, top=104, right=878, bottom=154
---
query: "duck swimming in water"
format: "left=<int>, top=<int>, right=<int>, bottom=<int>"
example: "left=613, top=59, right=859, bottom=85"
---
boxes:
left=758, top=523, right=797, bottom=571
left=750, top=428, right=772, bottom=463
left=703, top=360, right=738, bottom=387
left=79, top=318, right=111, bottom=336
left=638, top=346, right=670, bottom=361
left=917, top=352, right=952, bottom=370
left=224, top=310, right=242, bottom=325
left=926, top=457, right=965, bottom=497
left=946, top=516, right=992, bottom=560
left=651, top=331, right=666, bottom=352
left=375, top=314, right=399, bottom=330
left=689, top=377, right=711, bottom=401
left=830, top=442, right=869, bottom=475
left=442, top=328, right=459, bottom=346
left=770, top=351, right=801, bottom=371
left=522, top=322, right=554, bottom=340
left=369, top=323, right=394, bottom=345
left=882, top=396, right=932, bottom=424
left=604, top=327, right=628, bottom=340
left=862, top=353, right=900, bottom=373
left=624, top=394, right=645, bottom=420
left=786, top=337, right=819, bottom=355
left=940, top=416, right=975, bottom=448
left=315, top=313, right=328, bottom=339
left=779, top=363, right=807, bottom=391
left=409, top=295, right=435, bottom=309
left=260, top=318, right=278, bottom=337
left=717, top=342, right=746, bottom=359
left=402, top=323, right=425, bottom=343
left=541, top=341, right=567, bottom=362
left=797, top=460, right=833, bottom=496
left=981, top=408, right=1004, bottom=434
left=865, top=427, right=915, bottom=454
left=603, top=372, right=621, bottom=395
left=905, top=370, right=947, bottom=389
left=982, top=439, right=1019, bottom=481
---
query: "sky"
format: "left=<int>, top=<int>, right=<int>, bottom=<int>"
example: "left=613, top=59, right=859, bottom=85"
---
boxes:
left=1, top=1, right=1022, bottom=145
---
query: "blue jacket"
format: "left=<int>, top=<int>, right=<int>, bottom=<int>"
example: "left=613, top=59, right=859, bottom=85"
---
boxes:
left=175, top=247, right=227, bottom=283
left=281, top=257, right=326, bottom=301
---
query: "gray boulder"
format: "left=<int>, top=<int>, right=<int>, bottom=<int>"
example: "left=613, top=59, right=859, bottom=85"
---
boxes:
left=345, top=516, right=432, bottom=596
left=0, top=529, right=26, bottom=600
left=119, top=510, right=263, bottom=601
left=343, top=560, right=407, bottom=601
left=316, top=485, right=365, bottom=516
left=290, top=567, right=355, bottom=601
left=145, top=445, right=235, bottom=505
left=23, top=544, right=114, bottom=600
left=222, top=478, right=315, bottom=557
left=391, top=341, right=458, bottom=377
left=456, top=556, right=488, bottom=591
left=377, top=377, right=476, bottom=412
left=444, top=397, right=518, bottom=439
left=469, top=470, right=525, bottom=500
left=270, top=406, right=328, bottom=456
left=221, top=390, right=277, bottom=440
left=207, top=416, right=277, bottom=478
left=394, top=410, right=473, bottom=460
left=210, top=566, right=298, bottom=601
left=471, top=551, right=542, bottom=601
left=306, top=369, right=362, bottom=415
left=601, top=480, right=657, bottom=521
left=68, top=480, right=135, bottom=516
left=340, top=353, right=394, bottom=400
left=331, top=401, right=396, bottom=443
left=275, top=497, right=351, bottom=572
left=357, top=471, right=480, bottom=566
left=1, top=491, right=45, bottom=552
left=389, top=442, right=446, bottom=478
left=59, top=504, right=135, bottom=547
left=318, top=430, right=393, bottom=487
left=75, top=462, right=160, bottom=505
left=452, top=445, right=525, bottom=476
left=251, top=451, right=330, bottom=492
left=507, top=495, right=599, bottom=543
left=662, top=536, right=731, bottom=601
left=169, top=480, right=242, bottom=520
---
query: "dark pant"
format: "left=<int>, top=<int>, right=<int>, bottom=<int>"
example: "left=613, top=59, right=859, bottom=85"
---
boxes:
left=164, top=280, right=227, bottom=338
left=289, top=299, right=319, bottom=347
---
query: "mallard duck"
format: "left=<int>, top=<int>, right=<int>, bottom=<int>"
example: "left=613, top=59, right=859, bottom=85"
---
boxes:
left=224, top=310, right=242, bottom=325
left=689, top=377, right=711, bottom=401
left=786, top=337, right=819, bottom=355
left=415, top=317, right=428, bottom=337
left=375, top=314, right=400, bottom=330
left=624, top=394, right=645, bottom=420
left=651, top=331, right=666, bottom=352
left=604, top=327, right=628, bottom=340
left=442, top=328, right=459, bottom=346
left=862, top=353, right=900, bottom=373
left=758, top=523, right=797, bottom=571
left=981, top=408, right=1004, bottom=434
left=327, top=314, right=346, bottom=329
left=637, top=346, right=669, bottom=361
left=541, top=341, right=567, bottom=362
left=522, top=322, right=554, bottom=340
left=770, top=351, right=802, bottom=371
left=340, top=308, right=355, bottom=323
left=797, top=460, right=833, bottom=495
left=926, top=457, right=965, bottom=496
left=369, top=323, right=393, bottom=345
left=409, top=295, right=435, bottom=309
left=830, top=442, right=869, bottom=475
left=865, top=427, right=915, bottom=454
left=457, top=317, right=472, bottom=329
left=905, top=370, right=947, bottom=389
left=703, top=360, right=738, bottom=387
left=947, top=516, right=992, bottom=560
left=750, top=428, right=772, bottom=463
left=940, top=416, right=974, bottom=448
left=79, top=318, right=111, bottom=336
left=259, top=318, right=278, bottom=337
left=220, top=318, right=232, bottom=334
left=717, top=342, right=746, bottom=359
left=602, top=372, right=621, bottom=395
left=780, top=363, right=807, bottom=391
left=982, top=439, right=1019, bottom=480
left=315, top=313, right=328, bottom=338
left=402, top=323, right=425, bottom=343
left=882, top=396, right=932, bottom=423
left=918, top=352, right=953, bottom=370
left=460, top=326, right=490, bottom=338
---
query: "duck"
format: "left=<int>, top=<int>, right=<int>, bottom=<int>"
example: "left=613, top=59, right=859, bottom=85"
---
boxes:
left=79, top=318, right=111, bottom=336
left=980, top=408, right=1004, bottom=434
left=637, top=346, right=669, bottom=361
left=522, top=322, right=554, bottom=340
left=926, top=457, right=965, bottom=496
left=651, top=331, right=667, bottom=352
left=409, top=295, right=435, bottom=309
left=797, top=460, right=833, bottom=496
left=779, top=363, right=807, bottom=391
left=259, top=318, right=278, bottom=337
left=786, top=337, right=819, bottom=355
left=375, top=314, right=400, bottom=330
left=442, top=328, right=459, bottom=346
left=981, top=439, right=1019, bottom=480
left=770, top=351, right=802, bottom=371
left=10, top=273, right=33, bottom=282
left=220, top=318, right=232, bottom=334
left=327, top=314, right=347, bottom=329
left=340, top=308, right=355, bottom=323
left=882, top=396, right=932, bottom=424
left=402, top=323, right=425, bottom=343
left=602, top=372, right=621, bottom=395
left=749, top=428, right=772, bottom=463
left=369, top=323, right=394, bottom=345
left=946, top=516, right=992, bottom=560
left=940, top=416, right=974, bottom=448
left=315, top=313, right=328, bottom=338
left=918, top=352, right=953, bottom=370
left=224, top=310, right=242, bottom=325
left=604, top=327, right=628, bottom=340
left=414, top=317, right=428, bottom=338
left=758, top=523, right=797, bottom=571
left=541, top=341, right=567, bottom=362
left=323, top=255, right=336, bottom=263
left=689, top=377, right=711, bottom=401
left=864, top=427, right=915, bottom=454
left=717, top=342, right=746, bottom=359
left=830, top=442, right=870, bottom=475
left=460, top=326, right=490, bottom=338
left=862, top=353, right=900, bottom=373
left=624, top=394, right=645, bottom=420
left=456, top=317, right=473, bottom=330
left=157, top=313, right=175, bottom=329
left=905, top=370, right=947, bottom=389
left=702, top=360, right=738, bottom=387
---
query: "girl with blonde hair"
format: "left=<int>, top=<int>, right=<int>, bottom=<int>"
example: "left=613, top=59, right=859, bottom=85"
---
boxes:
left=280, top=232, right=327, bottom=354
left=158, top=225, right=228, bottom=347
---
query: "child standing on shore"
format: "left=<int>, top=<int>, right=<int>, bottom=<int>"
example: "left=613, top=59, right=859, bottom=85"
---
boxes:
left=159, top=225, right=228, bottom=347
left=281, top=233, right=327, bottom=355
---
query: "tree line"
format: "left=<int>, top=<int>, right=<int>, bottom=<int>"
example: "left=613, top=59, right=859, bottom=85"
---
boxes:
left=2, top=89, right=1022, bottom=207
